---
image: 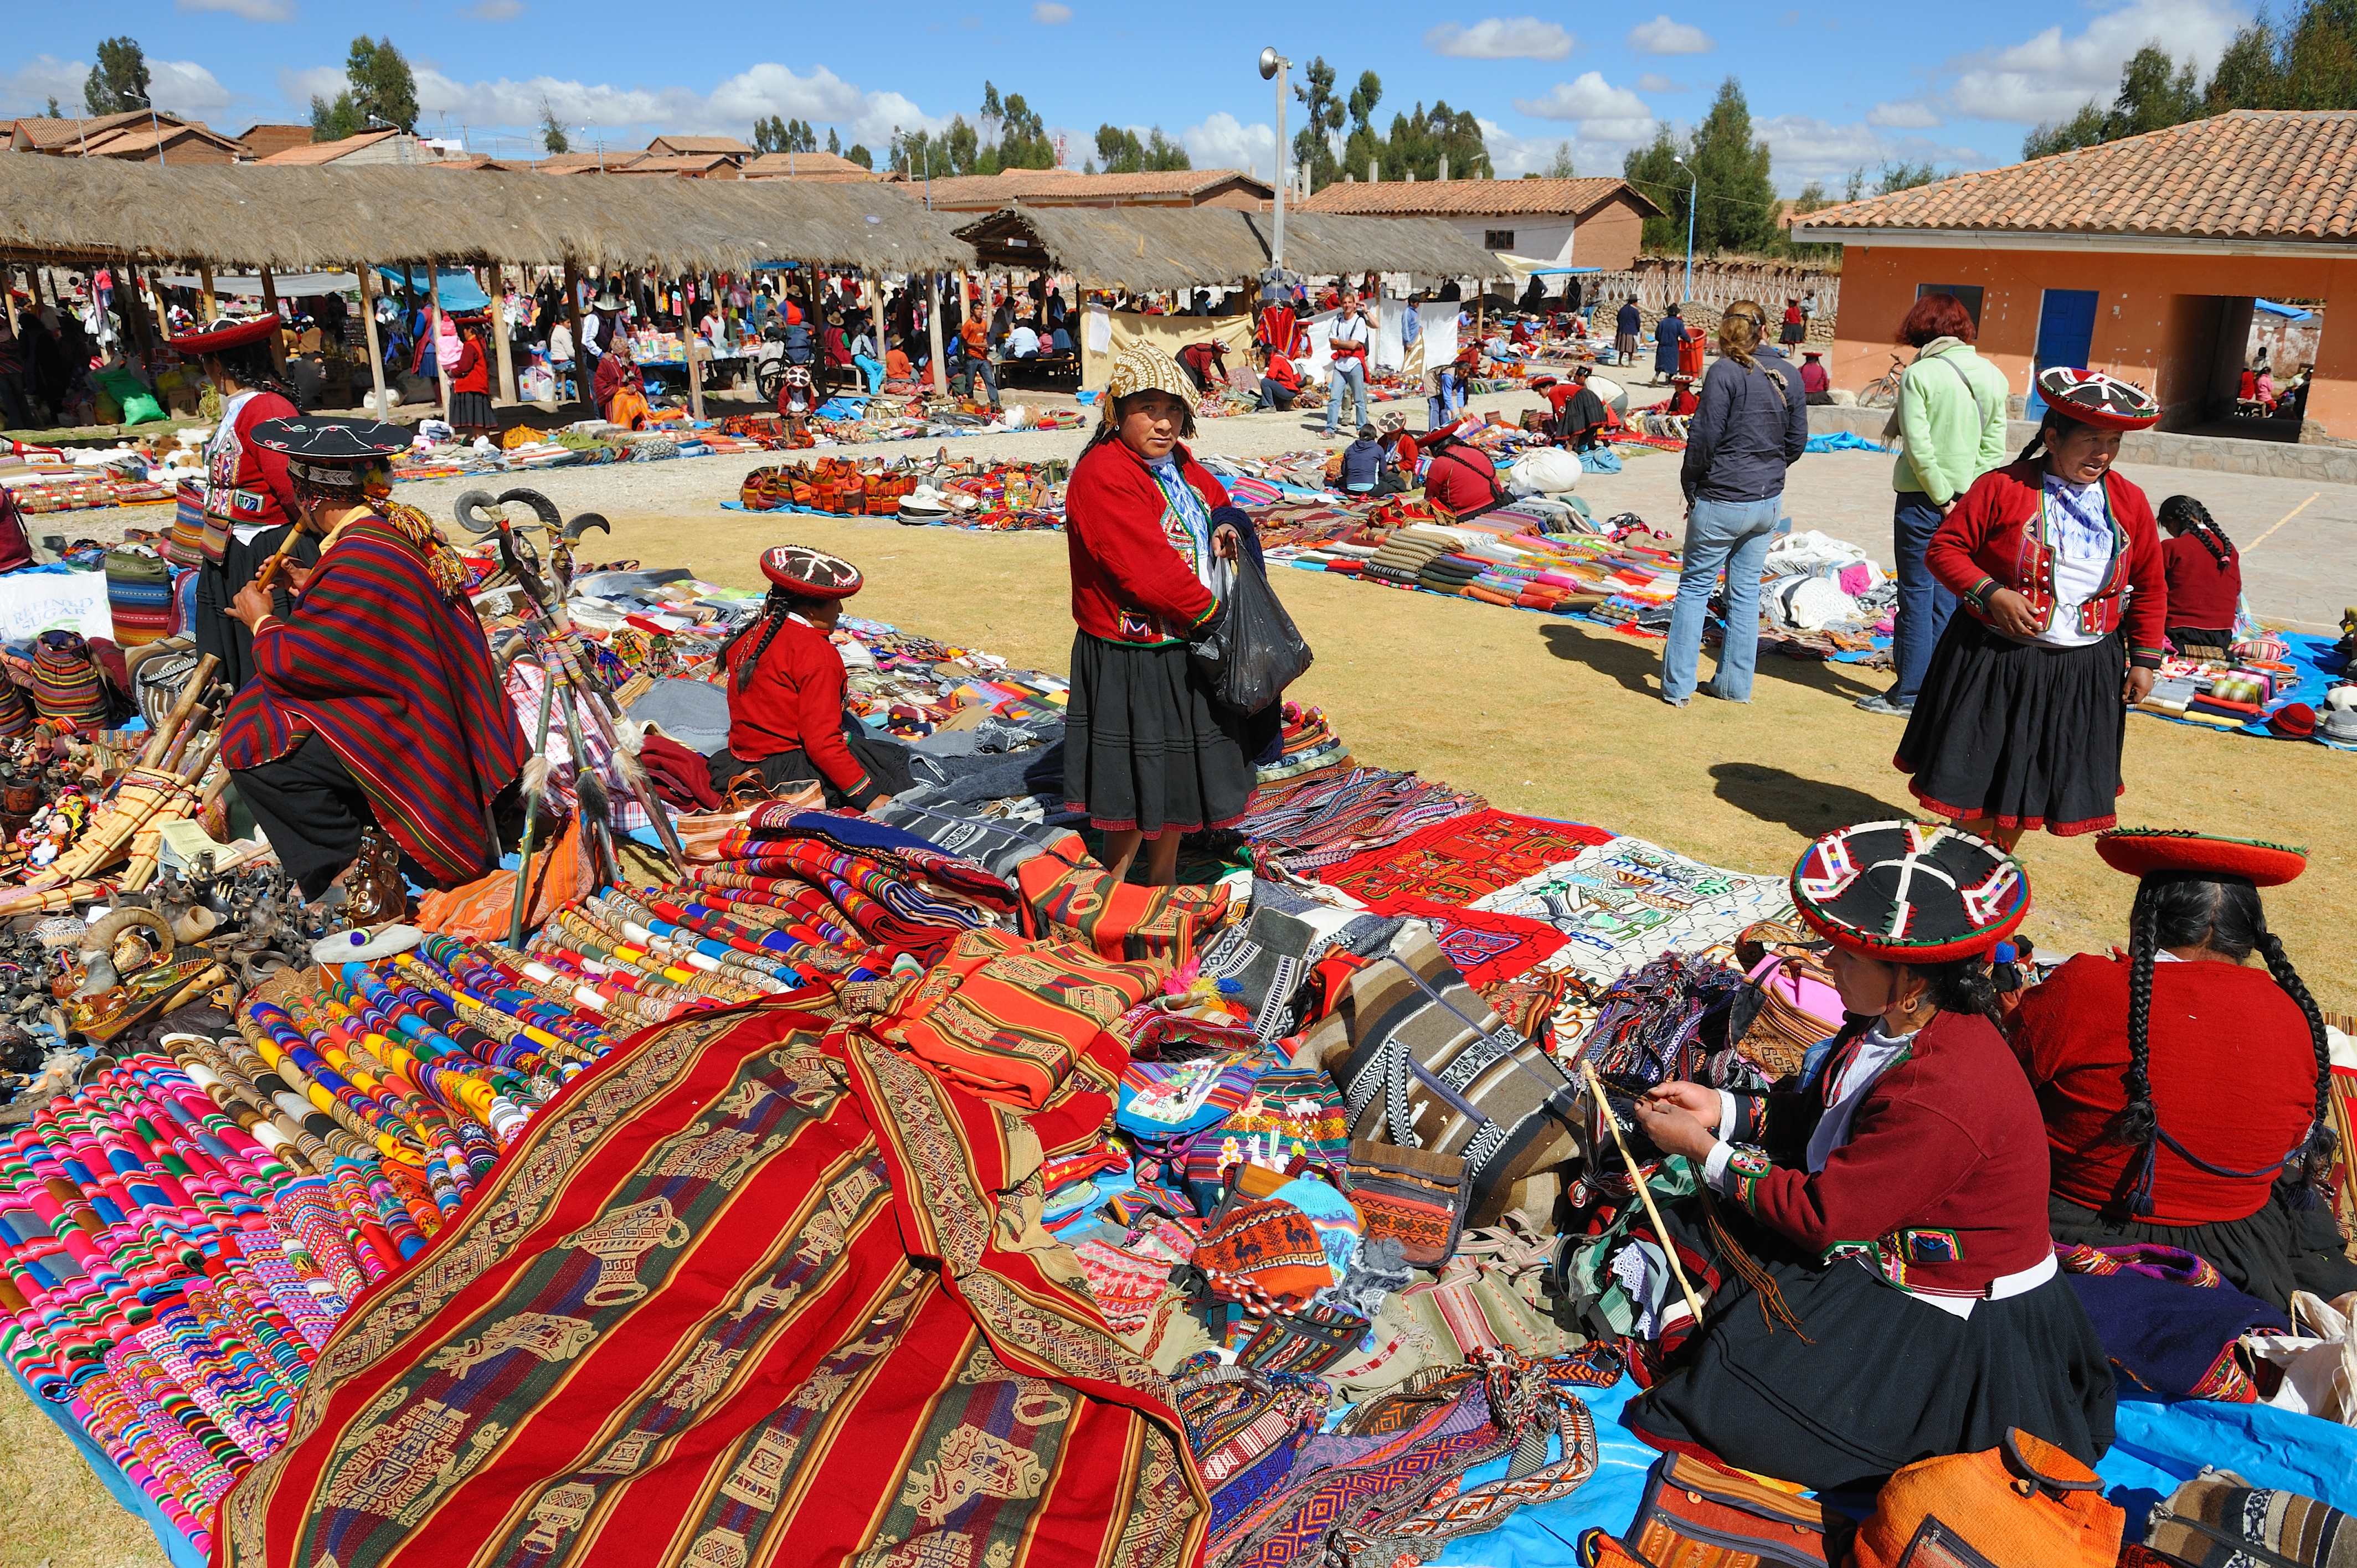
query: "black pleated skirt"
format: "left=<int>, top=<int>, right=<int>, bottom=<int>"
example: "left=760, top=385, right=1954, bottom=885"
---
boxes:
left=1063, top=631, right=1255, bottom=836
left=449, top=390, right=497, bottom=430
left=2048, top=1191, right=2357, bottom=1315
left=1895, top=618, right=2127, bottom=837
left=1627, top=1213, right=2115, bottom=1494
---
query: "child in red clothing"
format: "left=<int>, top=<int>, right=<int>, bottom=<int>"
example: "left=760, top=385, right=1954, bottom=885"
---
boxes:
left=2155, top=494, right=2242, bottom=654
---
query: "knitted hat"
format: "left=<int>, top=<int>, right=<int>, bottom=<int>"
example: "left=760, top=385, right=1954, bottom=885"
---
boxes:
left=1104, top=343, right=1195, bottom=404
left=2095, top=828, right=2307, bottom=887
left=1790, top=820, right=2030, bottom=962
left=758, top=545, right=862, bottom=599
left=1192, top=1195, right=1339, bottom=1314
left=2035, top=367, right=2162, bottom=431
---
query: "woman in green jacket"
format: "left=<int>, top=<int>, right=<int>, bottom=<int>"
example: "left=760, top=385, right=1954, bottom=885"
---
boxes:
left=1858, top=293, right=2013, bottom=717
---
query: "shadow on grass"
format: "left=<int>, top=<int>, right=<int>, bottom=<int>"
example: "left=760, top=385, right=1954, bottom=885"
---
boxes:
left=1708, top=761, right=1903, bottom=835
left=1537, top=619, right=1889, bottom=705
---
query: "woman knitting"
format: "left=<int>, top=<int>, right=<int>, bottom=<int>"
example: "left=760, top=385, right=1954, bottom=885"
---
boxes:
left=708, top=545, right=911, bottom=810
left=1624, top=821, right=2113, bottom=1492
left=1062, top=343, right=1264, bottom=885
left=2008, top=829, right=2356, bottom=1311
left=2155, top=495, right=2243, bottom=657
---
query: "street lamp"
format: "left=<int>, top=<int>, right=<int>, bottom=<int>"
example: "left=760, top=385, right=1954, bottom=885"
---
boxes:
left=1259, top=47, right=1291, bottom=278
left=1672, top=153, right=1697, bottom=306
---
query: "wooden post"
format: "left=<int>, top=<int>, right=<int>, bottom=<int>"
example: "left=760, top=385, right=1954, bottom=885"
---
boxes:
left=927, top=270, right=948, bottom=396
left=259, top=267, right=288, bottom=378
left=198, top=265, right=217, bottom=324
left=2, top=273, right=16, bottom=334
left=428, top=256, right=453, bottom=416
left=358, top=263, right=391, bottom=419
left=869, top=271, right=887, bottom=391
left=488, top=262, right=518, bottom=405
left=685, top=270, right=707, bottom=421
left=563, top=258, right=585, bottom=411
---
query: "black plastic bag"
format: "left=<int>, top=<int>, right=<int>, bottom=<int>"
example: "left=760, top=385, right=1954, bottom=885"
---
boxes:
left=1191, top=554, right=1313, bottom=714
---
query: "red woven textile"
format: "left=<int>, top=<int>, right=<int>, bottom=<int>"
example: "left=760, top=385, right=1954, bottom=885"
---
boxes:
left=1321, top=809, right=1615, bottom=911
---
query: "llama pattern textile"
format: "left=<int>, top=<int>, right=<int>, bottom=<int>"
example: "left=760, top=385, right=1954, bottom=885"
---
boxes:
left=213, top=1000, right=1207, bottom=1568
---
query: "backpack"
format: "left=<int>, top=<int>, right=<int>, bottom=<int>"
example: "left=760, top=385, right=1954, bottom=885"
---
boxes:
left=1851, top=1430, right=2124, bottom=1568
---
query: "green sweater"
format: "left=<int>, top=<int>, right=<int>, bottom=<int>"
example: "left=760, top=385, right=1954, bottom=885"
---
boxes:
left=1893, top=341, right=2012, bottom=504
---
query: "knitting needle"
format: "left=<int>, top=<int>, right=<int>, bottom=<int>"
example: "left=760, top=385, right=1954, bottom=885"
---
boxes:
left=1581, top=1059, right=1709, bottom=1329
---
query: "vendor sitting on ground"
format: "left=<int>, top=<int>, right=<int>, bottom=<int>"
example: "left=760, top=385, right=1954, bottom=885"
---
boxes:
left=592, top=336, right=650, bottom=429
left=1542, top=365, right=1609, bottom=450
left=1626, top=821, right=2113, bottom=1493
left=1339, top=422, right=1388, bottom=494
left=2155, top=494, right=2243, bottom=657
left=1800, top=349, right=1832, bottom=404
left=2008, top=828, right=2357, bottom=1312
left=222, top=416, right=526, bottom=906
left=1257, top=344, right=1303, bottom=411
left=708, top=545, right=913, bottom=809
left=1421, top=421, right=1508, bottom=520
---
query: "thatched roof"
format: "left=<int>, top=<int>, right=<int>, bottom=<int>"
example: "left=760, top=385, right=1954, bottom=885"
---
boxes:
left=953, top=204, right=1503, bottom=291
left=0, top=152, right=973, bottom=274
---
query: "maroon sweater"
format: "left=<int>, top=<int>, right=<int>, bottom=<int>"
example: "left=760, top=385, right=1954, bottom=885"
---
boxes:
left=1927, top=459, right=2169, bottom=669
left=2008, top=955, right=2315, bottom=1225
left=1723, top=1009, right=2052, bottom=1296
left=721, top=615, right=874, bottom=800
left=2160, top=532, right=2241, bottom=631
left=1064, top=438, right=1225, bottom=646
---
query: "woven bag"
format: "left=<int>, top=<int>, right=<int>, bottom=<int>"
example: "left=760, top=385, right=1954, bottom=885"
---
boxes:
left=1851, top=1430, right=2123, bottom=1568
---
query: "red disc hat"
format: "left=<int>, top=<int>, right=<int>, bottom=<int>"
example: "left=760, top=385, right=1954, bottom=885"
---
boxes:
left=2094, top=828, right=2307, bottom=888
left=1789, top=820, right=2030, bottom=963
left=2035, top=367, right=2162, bottom=431
left=166, top=315, right=279, bottom=356
left=759, top=545, right=862, bottom=599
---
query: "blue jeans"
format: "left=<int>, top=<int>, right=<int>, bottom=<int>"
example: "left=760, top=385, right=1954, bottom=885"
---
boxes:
left=1664, top=496, right=1786, bottom=703
left=1891, top=493, right=1958, bottom=703
left=1325, top=358, right=1367, bottom=432
left=1427, top=369, right=1464, bottom=431
left=1258, top=378, right=1297, bottom=410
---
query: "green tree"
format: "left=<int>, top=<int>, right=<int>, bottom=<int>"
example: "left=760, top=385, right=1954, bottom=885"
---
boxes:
left=1875, top=159, right=1938, bottom=194
left=976, top=83, right=1054, bottom=171
left=943, top=116, right=979, bottom=174
left=310, top=92, right=365, bottom=142
left=1623, top=79, right=1777, bottom=255
left=2023, top=101, right=2109, bottom=158
left=1094, top=124, right=1190, bottom=173
left=1378, top=100, right=1490, bottom=182
left=539, top=101, right=568, bottom=155
left=345, top=36, right=420, bottom=133
left=46, top=97, right=63, bottom=118
left=2280, top=0, right=2357, bottom=105
left=83, top=36, right=150, bottom=115
left=827, top=126, right=840, bottom=155
left=2026, top=40, right=2203, bottom=156
left=2206, top=16, right=2285, bottom=109
left=846, top=143, right=872, bottom=169
left=1545, top=142, right=1576, bottom=178
left=1291, top=57, right=1345, bottom=188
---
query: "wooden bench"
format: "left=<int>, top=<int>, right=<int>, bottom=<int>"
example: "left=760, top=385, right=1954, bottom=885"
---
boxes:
left=994, top=349, right=1080, bottom=390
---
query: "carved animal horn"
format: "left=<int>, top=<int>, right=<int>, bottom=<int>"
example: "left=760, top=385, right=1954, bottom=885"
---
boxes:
left=496, top=488, right=564, bottom=532
left=80, top=906, right=176, bottom=963
left=452, top=489, right=508, bottom=536
left=563, top=512, right=612, bottom=541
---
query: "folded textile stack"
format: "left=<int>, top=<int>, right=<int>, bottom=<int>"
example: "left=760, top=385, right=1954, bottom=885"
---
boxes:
left=1362, top=527, right=1460, bottom=589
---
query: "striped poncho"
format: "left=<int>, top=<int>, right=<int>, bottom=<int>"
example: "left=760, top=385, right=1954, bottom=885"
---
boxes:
left=222, top=516, right=527, bottom=886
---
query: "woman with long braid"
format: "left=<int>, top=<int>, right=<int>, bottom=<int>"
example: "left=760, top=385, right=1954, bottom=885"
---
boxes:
left=2155, top=494, right=2244, bottom=656
left=2007, top=829, right=2356, bottom=1311
left=706, top=546, right=909, bottom=810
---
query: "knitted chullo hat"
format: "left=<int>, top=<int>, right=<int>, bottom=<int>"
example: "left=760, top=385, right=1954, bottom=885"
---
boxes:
left=1789, top=819, right=2030, bottom=963
left=32, top=631, right=109, bottom=730
left=1191, top=1195, right=1338, bottom=1316
left=1104, top=343, right=1196, bottom=405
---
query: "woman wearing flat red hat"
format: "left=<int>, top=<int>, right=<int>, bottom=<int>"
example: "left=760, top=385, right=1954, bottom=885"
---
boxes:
left=1896, top=368, right=2171, bottom=847
left=709, top=545, right=911, bottom=810
left=1625, top=821, right=2112, bottom=1492
left=2006, top=828, right=2355, bottom=1311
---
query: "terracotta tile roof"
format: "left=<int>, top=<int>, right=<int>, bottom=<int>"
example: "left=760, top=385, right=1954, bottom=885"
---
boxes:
left=258, top=128, right=404, bottom=165
left=530, top=152, right=625, bottom=174
left=740, top=150, right=881, bottom=180
left=917, top=168, right=1273, bottom=207
left=621, top=153, right=737, bottom=175
left=1795, top=111, right=2357, bottom=243
left=646, top=135, right=752, bottom=156
left=1296, top=176, right=1660, bottom=219
left=235, top=123, right=313, bottom=161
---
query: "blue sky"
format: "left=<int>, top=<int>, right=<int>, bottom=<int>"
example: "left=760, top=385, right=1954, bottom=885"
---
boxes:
left=3, top=0, right=2251, bottom=193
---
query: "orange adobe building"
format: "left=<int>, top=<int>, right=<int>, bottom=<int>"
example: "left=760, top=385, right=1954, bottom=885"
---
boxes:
left=1792, top=112, right=2357, bottom=440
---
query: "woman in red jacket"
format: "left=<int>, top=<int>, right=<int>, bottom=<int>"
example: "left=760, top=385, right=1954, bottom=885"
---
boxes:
left=1063, top=343, right=1257, bottom=885
left=446, top=320, right=496, bottom=441
left=2008, top=828, right=2354, bottom=1311
left=1628, top=821, right=2112, bottom=1491
left=2155, top=494, right=2243, bottom=654
left=1897, top=368, right=2170, bottom=847
left=709, top=546, right=910, bottom=809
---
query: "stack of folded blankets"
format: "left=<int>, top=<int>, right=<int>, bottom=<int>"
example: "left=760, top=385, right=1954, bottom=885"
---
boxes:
left=1361, top=527, right=1461, bottom=589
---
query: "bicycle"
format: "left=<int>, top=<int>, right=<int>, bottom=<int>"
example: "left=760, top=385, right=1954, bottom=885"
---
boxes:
left=1857, top=353, right=1905, bottom=409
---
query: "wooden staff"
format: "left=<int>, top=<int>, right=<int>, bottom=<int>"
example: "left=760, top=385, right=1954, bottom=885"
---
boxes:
left=1582, top=1059, right=1708, bottom=1328
left=135, top=652, right=219, bottom=770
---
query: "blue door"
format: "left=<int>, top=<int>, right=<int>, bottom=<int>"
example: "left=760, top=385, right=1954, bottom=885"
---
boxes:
left=2025, top=288, right=2099, bottom=420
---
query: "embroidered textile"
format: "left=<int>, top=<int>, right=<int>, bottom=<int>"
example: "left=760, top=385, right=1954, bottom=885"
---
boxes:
left=1321, top=811, right=1615, bottom=911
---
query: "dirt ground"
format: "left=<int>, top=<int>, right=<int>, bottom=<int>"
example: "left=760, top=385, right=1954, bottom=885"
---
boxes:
left=6, top=376, right=2355, bottom=1568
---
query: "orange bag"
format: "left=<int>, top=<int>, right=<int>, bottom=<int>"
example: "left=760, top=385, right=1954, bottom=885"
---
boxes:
left=1849, top=1430, right=2123, bottom=1568
left=414, top=821, right=586, bottom=940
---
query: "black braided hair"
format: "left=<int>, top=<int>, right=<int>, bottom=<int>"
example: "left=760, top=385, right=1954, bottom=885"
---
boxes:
left=719, top=586, right=820, bottom=692
left=2256, top=926, right=2338, bottom=1201
left=1909, top=955, right=2006, bottom=1033
left=2157, top=494, right=2236, bottom=567
left=2118, top=881, right=2163, bottom=1146
left=2016, top=411, right=2066, bottom=466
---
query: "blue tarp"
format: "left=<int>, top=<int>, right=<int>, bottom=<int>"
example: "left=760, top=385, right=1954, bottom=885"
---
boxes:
left=2255, top=298, right=2314, bottom=321
left=374, top=266, right=492, bottom=312
left=6, top=1360, right=208, bottom=1567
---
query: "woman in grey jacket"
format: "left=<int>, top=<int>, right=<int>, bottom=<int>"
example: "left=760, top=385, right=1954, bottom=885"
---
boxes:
left=1661, top=300, right=1810, bottom=705
left=1858, top=293, right=2014, bottom=716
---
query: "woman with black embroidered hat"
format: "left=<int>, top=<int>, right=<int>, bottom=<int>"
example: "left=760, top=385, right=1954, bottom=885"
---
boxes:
left=1623, top=821, right=2113, bottom=1492
left=708, top=545, right=912, bottom=810
left=1897, top=368, right=2170, bottom=848
left=2008, top=828, right=2355, bottom=1312
left=1063, top=342, right=1265, bottom=886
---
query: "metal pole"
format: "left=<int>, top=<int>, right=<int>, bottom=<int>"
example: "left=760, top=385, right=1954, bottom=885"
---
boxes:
left=1272, top=61, right=1288, bottom=271
left=1682, top=166, right=1697, bottom=305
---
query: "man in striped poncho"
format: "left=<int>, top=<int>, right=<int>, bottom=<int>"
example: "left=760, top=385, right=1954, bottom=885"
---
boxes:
left=222, top=416, right=526, bottom=903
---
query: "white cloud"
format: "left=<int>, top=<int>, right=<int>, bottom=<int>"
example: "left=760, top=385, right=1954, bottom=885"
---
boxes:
left=1181, top=112, right=1276, bottom=181
left=462, top=0, right=526, bottom=18
left=1635, top=73, right=1689, bottom=92
left=148, top=60, right=238, bottom=117
left=1626, top=15, right=1714, bottom=55
left=176, top=0, right=297, bottom=19
left=1941, top=0, right=2241, bottom=124
left=1424, top=18, right=1576, bottom=60
left=1512, top=71, right=1655, bottom=142
left=1481, top=116, right=1653, bottom=180
left=0, top=54, right=90, bottom=117
left=1755, top=114, right=1988, bottom=188
left=1867, top=100, right=1944, bottom=128
left=1032, top=1, right=1072, bottom=20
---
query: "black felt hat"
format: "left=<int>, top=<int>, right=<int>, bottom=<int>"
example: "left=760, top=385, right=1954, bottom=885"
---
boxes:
left=1790, top=820, right=2030, bottom=962
left=759, top=544, right=862, bottom=599
left=247, top=416, right=414, bottom=464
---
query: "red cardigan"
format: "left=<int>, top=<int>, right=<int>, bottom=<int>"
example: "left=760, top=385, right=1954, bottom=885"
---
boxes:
left=1064, top=439, right=1225, bottom=646
left=2160, top=533, right=2241, bottom=631
left=1927, top=459, right=2169, bottom=668
left=1722, top=1010, right=2052, bottom=1296
left=449, top=339, right=488, bottom=396
left=721, top=615, right=875, bottom=800
left=2008, top=954, right=2317, bottom=1224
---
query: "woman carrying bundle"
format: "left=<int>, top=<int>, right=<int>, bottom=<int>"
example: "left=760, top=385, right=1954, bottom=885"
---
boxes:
left=1625, top=821, right=2113, bottom=1493
left=708, top=545, right=910, bottom=811
left=2008, top=829, right=2356, bottom=1312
